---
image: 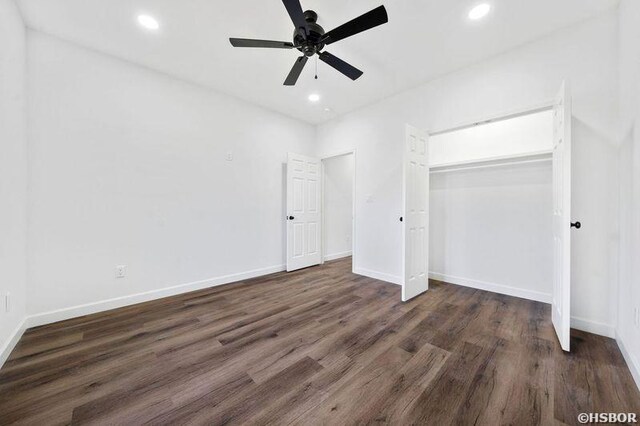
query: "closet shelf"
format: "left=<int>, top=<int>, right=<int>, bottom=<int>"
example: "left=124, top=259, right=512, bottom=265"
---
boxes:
left=429, top=150, right=552, bottom=174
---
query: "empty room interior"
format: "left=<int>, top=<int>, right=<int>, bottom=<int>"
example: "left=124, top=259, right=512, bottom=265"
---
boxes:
left=1, top=0, right=640, bottom=424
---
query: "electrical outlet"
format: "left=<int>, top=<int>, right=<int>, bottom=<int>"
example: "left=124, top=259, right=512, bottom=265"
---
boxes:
left=115, top=265, right=127, bottom=279
left=634, top=307, right=640, bottom=328
left=5, top=292, right=10, bottom=313
left=226, top=151, right=233, bottom=161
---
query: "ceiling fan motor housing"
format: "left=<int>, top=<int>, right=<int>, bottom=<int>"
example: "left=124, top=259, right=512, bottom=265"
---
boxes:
left=294, top=10, right=325, bottom=56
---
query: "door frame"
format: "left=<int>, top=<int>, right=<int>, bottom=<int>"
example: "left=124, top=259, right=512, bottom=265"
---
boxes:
left=320, top=149, right=357, bottom=274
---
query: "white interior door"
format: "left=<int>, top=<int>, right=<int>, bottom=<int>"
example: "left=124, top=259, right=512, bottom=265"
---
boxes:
left=552, top=81, right=572, bottom=352
left=287, top=153, right=322, bottom=272
left=402, top=125, right=430, bottom=301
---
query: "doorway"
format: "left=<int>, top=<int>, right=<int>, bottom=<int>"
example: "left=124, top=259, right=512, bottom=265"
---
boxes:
left=285, top=151, right=356, bottom=273
left=322, top=152, right=355, bottom=270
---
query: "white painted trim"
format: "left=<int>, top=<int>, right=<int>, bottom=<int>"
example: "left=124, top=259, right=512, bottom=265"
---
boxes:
left=616, top=332, right=640, bottom=392
left=0, top=318, right=27, bottom=369
left=26, top=264, right=285, bottom=328
left=570, top=316, right=615, bottom=338
left=324, top=251, right=352, bottom=262
left=428, top=272, right=552, bottom=304
left=355, top=267, right=403, bottom=286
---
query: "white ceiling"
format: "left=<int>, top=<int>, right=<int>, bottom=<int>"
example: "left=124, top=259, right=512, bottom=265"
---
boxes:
left=17, top=0, right=619, bottom=124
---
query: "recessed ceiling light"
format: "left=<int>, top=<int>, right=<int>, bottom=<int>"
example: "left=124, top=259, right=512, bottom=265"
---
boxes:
left=308, top=93, right=321, bottom=102
left=468, top=3, right=491, bottom=20
left=137, top=14, right=160, bottom=30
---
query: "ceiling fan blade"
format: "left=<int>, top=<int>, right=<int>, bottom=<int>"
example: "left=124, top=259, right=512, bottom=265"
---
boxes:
left=284, top=56, right=309, bottom=86
left=229, top=38, right=294, bottom=49
left=319, top=51, right=363, bottom=81
left=321, top=5, right=388, bottom=45
left=282, top=0, right=309, bottom=37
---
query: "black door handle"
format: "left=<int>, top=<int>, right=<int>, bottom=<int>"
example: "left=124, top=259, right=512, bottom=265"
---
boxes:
left=399, top=217, right=403, bottom=222
left=571, top=221, right=581, bottom=229
left=288, top=216, right=295, bottom=220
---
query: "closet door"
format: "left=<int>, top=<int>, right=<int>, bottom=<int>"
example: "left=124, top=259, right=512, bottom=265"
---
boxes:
left=552, top=81, right=572, bottom=352
left=402, top=125, right=430, bottom=301
left=286, top=153, right=322, bottom=272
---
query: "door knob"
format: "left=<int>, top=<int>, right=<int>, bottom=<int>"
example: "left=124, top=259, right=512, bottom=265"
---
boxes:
left=571, top=221, right=581, bottom=229
left=288, top=216, right=295, bottom=220
left=399, top=217, right=403, bottom=222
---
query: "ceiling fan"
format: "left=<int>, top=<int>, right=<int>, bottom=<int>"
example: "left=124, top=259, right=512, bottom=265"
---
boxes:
left=229, top=1, right=388, bottom=86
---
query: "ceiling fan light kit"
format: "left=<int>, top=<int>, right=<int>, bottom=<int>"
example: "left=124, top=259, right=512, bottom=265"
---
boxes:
left=229, top=1, right=388, bottom=86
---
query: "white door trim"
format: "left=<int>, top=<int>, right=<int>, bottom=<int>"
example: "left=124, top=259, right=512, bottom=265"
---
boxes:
left=321, top=150, right=356, bottom=274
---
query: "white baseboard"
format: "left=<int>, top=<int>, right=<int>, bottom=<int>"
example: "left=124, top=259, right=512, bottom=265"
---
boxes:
left=354, top=267, right=402, bottom=286
left=0, top=318, right=27, bottom=370
left=570, top=316, right=616, bottom=338
left=616, top=332, right=640, bottom=392
left=4, top=262, right=624, bottom=373
left=26, top=264, right=286, bottom=329
left=429, top=272, right=552, bottom=304
left=324, top=251, right=352, bottom=262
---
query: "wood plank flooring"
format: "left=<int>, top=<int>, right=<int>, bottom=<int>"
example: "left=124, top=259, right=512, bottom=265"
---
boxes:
left=1, top=257, right=639, bottom=425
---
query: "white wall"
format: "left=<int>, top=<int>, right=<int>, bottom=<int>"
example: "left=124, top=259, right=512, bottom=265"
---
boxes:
left=26, top=32, right=316, bottom=321
left=317, top=11, right=620, bottom=335
left=430, top=161, right=553, bottom=303
left=0, top=0, right=28, bottom=365
left=323, top=154, right=353, bottom=260
left=616, top=0, right=640, bottom=389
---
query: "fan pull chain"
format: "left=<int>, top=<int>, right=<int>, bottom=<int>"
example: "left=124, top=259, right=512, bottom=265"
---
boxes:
left=315, top=56, right=318, bottom=80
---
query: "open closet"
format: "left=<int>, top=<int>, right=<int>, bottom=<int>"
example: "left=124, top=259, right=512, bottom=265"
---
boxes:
left=429, top=108, right=555, bottom=306
left=402, top=83, right=575, bottom=351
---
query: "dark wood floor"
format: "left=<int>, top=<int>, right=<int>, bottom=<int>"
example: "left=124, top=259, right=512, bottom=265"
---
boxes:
left=1, top=258, right=638, bottom=425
